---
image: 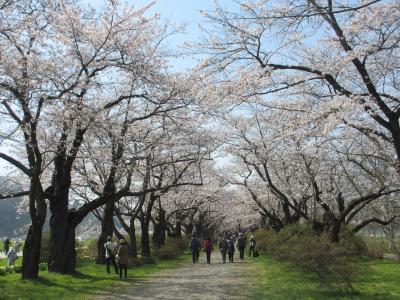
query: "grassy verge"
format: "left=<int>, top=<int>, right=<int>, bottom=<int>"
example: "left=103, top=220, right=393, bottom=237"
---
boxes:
left=0, top=255, right=190, bottom=300
left=251, top=256, right=400, bottom=299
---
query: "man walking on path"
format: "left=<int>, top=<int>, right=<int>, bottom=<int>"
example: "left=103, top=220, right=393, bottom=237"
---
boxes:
left=189, top=234, right=200, bottom=264
left=249, top=235, right=256, bottom=257
left=104, top=236, right=118, bottom=274
left=237, top=233, right=246, bottom=260
left=219, top=236, right=228, bottom=263
left=117, top=239, right=129, bottom=279
left=204, top=237, right=213, bottom=264
left=228, top=237, right=235, bottom=263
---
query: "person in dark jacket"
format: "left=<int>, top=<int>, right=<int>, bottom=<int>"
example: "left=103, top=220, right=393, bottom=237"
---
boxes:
left=237, top=232, right=246, bottom=260
left=116, top=239, right=129, bottom=279
left=189, top=235, right=200, bottom=264
left=219, top=236, right=228, bottom=263
left=204, top=237, right=213, bottom=264
left=4, top=238, right=10, bottom=255
left=227, top=237, right=235, bottom=263
left=249, top=235, right=256, bottom=257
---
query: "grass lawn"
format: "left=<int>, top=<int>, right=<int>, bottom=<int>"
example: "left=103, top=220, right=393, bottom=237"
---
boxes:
left=252, top=256, right=400, bottom=300
left=0, top=255, right=189, bottom=300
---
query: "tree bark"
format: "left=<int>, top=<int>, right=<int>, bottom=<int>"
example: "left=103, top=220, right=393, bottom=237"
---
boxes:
left=48, top=203, right=78, bottom=274
left=22, top=182, right=47, bottom=279
left=140, top=217, right=151, bottom=257
left=96, top=201, right=115, bottom=264
left=128, top=217, right=137, bottom=258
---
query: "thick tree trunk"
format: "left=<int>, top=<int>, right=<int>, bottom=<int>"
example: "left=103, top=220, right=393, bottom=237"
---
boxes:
left=175, top=221, right=182, bottom=238
left=140, top=218, right=151, bottom=257
left=22, top=224, right=43, bottom=279
left=22, top=183, right=47, bottom=279
left=48, top=205, right=77, bottom=274
left=96, top=201, right=115, bottom=264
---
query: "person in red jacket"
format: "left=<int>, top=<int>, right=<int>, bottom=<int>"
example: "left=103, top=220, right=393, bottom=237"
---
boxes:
left=204, top=237, right=213, bottom=264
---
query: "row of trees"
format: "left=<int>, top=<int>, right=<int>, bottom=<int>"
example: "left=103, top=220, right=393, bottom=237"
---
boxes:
left=196, top=0, right=400, bottom=241
left=1, top=0, right=400, bottom=280
left=0, top=0, right=229, bottom=279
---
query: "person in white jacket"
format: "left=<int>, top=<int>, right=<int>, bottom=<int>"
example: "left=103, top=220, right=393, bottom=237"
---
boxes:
left=104, top=236, right=118, bottom=274
left=7, top=247, right=17, bottom=266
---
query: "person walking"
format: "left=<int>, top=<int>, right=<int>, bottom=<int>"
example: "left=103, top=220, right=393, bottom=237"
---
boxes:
left=219, top=236, right=228, bottom=263
left=227, top=237, right=235, bottom=263
left=237, top=232, right=246, bottom=260
left=116, top=239, right=129, bottom=279
left=4, top=237, right=10, bottom=255
left=249, top=235, right=256, bottom=257
left=104, top=236, right=118, bottom=274
left=204, top=237, right=213, bottom=264
left=189, top=234, right=200, bottom=264
left=7, top=247, right=17, bottom=266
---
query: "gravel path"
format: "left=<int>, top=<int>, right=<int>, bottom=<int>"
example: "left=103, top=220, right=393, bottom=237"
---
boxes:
left=95, top=256, right=258, bottom=300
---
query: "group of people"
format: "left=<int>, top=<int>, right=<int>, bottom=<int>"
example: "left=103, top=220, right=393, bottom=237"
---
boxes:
left=3, top=237, right=21, bottom=267
left=104, top=236, right=129, bottom=279
left=189, top=232, right=257, bottom=264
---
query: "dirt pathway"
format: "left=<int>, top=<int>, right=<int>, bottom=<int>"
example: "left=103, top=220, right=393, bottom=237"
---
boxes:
left=95, top=256, right=258, bottom=300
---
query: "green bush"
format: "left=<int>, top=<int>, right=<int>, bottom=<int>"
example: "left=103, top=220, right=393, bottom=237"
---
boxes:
left=256, top=224, right=363, bottom=291
left=39, top=263, right=47, bottom=271
left=153, top=238, right=184, bottom=260
left=128, top=257, right=145, bottom=267
left=0, top=267, right=7, bottom=276
left=77, top=239, right=98, bottom=259
left=142, top=256, right=157, bottom=264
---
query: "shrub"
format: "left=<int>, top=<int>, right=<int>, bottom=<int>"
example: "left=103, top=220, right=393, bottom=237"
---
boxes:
left=128, top=257, right=145, bottom=267
left=13, top=265, right=22, bottom=273
left=142, top=256, right=157, bottom=264
left=362, top=235, right=386, bottom=258
left=257, top=224, right=362, bottom=291
left=153, top=238, right=183, bottom=260
left=0, top=268, right=7, bottom=276
left=39, top=263, right=47, bottom=271
left=77, top=239, right=98, bottom=259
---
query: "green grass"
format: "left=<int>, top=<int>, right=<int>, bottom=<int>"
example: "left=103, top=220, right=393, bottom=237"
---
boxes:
left=251, top=256, right=400, bottom=300
left=0, top=255, right=190, bottom=300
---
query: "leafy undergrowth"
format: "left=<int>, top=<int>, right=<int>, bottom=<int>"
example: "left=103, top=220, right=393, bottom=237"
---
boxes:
left=0, top=255, right=190, bottom=300
left=251, top=256, right=400, bottom=299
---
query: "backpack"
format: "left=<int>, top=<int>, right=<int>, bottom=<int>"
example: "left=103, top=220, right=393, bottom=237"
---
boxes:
left=253, top=250, right=259, bottom=257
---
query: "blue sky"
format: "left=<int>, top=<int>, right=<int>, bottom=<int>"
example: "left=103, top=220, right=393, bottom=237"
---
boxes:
left=86, top=0, right=234, bottom=70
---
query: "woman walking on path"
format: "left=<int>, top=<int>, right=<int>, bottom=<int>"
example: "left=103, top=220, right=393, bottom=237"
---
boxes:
left=204, top=237, right=213, bottom=264
left=116, top=239, right=129, bottom=279
left=219, top=237, right=228, bottom=263
left=228, top=238, right=235, bottom=263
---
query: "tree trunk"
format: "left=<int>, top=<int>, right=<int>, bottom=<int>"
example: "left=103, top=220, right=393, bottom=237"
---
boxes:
left=96, top=201, right=115, bottom=264
left=22, top=224, right=43, bottom=279
left=48, top=206, right=77, bottom=274
left=140, top=218, right=151, bottom=257
left=129, top=217, right=137, bottom=258
left=22, top=183, right=47, bottom=279
left=175, top=221, right=182, bottom=238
